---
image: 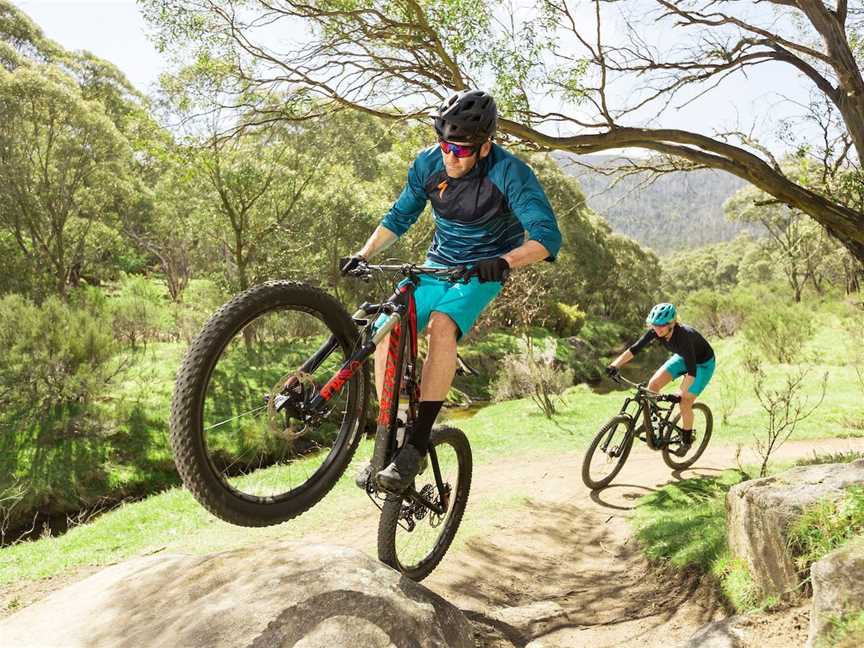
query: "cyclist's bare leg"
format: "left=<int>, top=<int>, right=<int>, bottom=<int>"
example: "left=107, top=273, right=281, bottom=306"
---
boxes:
left=647, top=368, right=673, bottom=393
left=374, top=333, right=389, bottom=401
left=419, top=312, right=458, bottom=401
left=679, top=391, right=696, bottom=430
left=370, top=313, right=459, bottom=412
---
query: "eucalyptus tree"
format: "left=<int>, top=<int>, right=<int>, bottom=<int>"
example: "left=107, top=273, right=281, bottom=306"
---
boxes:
left=0, top=65, right=134, bottom=296
left=726, top=170, right=860, bottom=300
left=141, top=0, right=864, bottom=263
left=0, top=1, right=170, bottom=297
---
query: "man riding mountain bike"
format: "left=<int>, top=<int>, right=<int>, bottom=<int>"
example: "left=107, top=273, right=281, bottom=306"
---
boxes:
left=605, top=303, right=716, bottom=456
left=342, top=89, right=562, bottom=492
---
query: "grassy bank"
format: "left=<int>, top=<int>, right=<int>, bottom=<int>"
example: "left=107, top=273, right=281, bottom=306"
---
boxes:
left=632, top=453, right=864, bottom=614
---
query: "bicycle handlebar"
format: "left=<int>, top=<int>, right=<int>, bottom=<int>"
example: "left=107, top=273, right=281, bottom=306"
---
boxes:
left=611, top=374, right=680, bottom=403
left=341, top=259, right=474, bottom=283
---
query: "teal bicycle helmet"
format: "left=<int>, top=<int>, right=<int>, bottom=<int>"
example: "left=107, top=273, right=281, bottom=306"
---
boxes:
left=646, top=302, right=676, bottom=325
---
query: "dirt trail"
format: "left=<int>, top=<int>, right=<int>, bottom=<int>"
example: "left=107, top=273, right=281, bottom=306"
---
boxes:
left=417, top=436, right=863, bottom=647
left=4, top=437, right=862, bottom=646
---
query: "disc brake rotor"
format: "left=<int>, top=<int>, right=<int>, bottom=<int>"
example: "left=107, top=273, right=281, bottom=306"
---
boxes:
left=266, top=371, right=318, bottom=445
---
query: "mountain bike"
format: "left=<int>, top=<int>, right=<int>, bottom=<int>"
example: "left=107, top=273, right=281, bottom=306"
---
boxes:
left=581, top=375, right=713, bottom=489
left=169, top=260, right=472, bottom=581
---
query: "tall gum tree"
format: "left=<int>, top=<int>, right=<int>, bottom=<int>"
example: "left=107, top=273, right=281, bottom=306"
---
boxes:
left=140, top=0, right=864, bottom=262
left=0, top=1, right=164, bottom=297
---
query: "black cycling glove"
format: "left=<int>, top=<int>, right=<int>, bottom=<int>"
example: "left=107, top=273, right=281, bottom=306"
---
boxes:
left=340, top=254, right=366, bottom=276
left=605, top=365, right=620, bottom=379
left=475, top=257, right=510, bottom=283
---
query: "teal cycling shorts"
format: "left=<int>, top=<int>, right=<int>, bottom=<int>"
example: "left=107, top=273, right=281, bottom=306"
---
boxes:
left=375, top=261, right=502, bottom=340
left=661, top=354, right=716, bottom=396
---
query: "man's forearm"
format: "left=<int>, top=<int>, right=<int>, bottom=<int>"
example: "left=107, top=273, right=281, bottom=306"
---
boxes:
left=358, top=226, right=399, bottom=260
left=502, top=240, right=550, bottom=269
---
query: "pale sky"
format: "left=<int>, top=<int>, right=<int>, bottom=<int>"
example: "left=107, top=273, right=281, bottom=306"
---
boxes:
left=12, top=0, right=814, bottom=151
left=13, top=0, right=167, bottom=94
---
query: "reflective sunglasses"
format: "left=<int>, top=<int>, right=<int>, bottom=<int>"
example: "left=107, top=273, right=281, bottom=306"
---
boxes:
left=438, top=139, right=479, bottom=158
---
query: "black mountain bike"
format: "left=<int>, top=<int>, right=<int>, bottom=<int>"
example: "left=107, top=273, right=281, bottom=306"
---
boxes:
left=581, top=375, right=713, bottom=489
left=169, top=261, right=472, bottom=581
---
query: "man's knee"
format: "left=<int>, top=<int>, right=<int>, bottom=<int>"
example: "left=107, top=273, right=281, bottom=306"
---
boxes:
left=427, top=312, right=459, bottom=343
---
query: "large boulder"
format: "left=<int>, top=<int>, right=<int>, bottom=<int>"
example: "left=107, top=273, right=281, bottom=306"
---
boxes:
left=726, top=460, right=864, bottom=600
left=0, top=543, right=473, bottom=648
left=807, top=539, right=864, bottom=648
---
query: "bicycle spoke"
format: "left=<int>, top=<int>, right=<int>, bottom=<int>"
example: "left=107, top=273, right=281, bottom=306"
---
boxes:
left=200, top=306, right=356, bottom=500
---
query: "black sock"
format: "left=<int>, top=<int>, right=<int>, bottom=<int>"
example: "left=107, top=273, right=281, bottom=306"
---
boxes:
left=682, top=429, right=693, bottom=444
left=408, top=400, right=443, bottom=454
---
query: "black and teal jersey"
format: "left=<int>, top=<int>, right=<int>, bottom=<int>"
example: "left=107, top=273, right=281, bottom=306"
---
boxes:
left=380, top=143, right=561, bottom=266
left=628, top=324, right=715, bottom=377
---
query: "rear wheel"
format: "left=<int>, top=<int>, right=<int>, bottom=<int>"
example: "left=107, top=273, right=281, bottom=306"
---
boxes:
left=581, top=415, right=635, bottom=489
left=170, top=281, right=369, bottom=527
left=377, top=426, right=472, bottom=581
left=661, top=403, right=713, bottom=470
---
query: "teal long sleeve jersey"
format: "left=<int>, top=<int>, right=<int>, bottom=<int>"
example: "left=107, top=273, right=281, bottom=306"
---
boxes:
left=380, top=143, right=562, bottom=266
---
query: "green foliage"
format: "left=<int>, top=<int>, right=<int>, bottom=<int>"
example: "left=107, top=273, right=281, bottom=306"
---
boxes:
left=548, top=302, right=587, bottom=337
left=108, top=275, right=175, bottom=349
left=787, top=488, right=864, bottom=576
left=725, top=180, right=851, bottom=302
left=491, top=337, right=574, bottom=417
left=681, top=287, right=754, bottom=338
left=577, top=317, right=629, bottom=354
left=0, top=64, right=133, bottom=295
left=819, top=610, right=864, bottom=648
left=0, top=294, right=123, bottom=529
left=662, top=233, right=766, bottom=301
left=0, top=294, right=118, bottom=417
left=173, top=279, right=230, bottom=342
left=742, top=298, right=815, bottom=363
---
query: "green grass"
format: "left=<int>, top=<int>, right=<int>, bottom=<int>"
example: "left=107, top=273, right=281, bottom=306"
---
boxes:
left=819, top=610, right=864, bottom=648
left=631, top=470, right=771, bottom=612
left=632, top=457, right=864, bottom=613
left=0, top=391, right=597, bottom=591
left=788, top=487, right=864, bottom=575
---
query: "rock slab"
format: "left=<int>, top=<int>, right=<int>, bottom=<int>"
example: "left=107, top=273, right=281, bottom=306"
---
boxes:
left=726, top=460, right=864, bottom=599
left=0, top=543, right=473, bottom=648
left=807, top=539, right=864, bottom=648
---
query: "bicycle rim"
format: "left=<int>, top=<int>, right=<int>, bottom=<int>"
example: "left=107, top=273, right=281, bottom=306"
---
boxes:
left=582, top=415, right=633, bottom=489
left=377, top=427, right=471, bottom=581
left=662, top=403, right=713, bottom=470
left=198, top=304, right=358, bottom=503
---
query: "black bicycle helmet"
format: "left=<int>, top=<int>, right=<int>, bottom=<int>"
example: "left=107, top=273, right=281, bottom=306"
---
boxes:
left=433, top=89, right=497, bottom=144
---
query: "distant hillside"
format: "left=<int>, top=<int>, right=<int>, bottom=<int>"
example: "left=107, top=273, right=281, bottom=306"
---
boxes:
left=556, top=154, right=750, bottom=254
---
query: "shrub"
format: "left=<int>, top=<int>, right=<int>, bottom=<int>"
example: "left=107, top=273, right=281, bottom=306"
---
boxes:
left=108, top=275, right=174, bottom=348
left=491, top=337, right=573, bottom=417
left=0, top=294, right=122, bottom=533
left=682, top=288, right=752, bottom=338
left=742, top=300, right=814, bottom=363
left=547, top=302, right=587, bottom=337
left=174, top=279, right=229, bottom=342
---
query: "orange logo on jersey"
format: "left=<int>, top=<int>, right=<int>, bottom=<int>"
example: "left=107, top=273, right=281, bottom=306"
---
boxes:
left=437, top=180, right=448, bottom=199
